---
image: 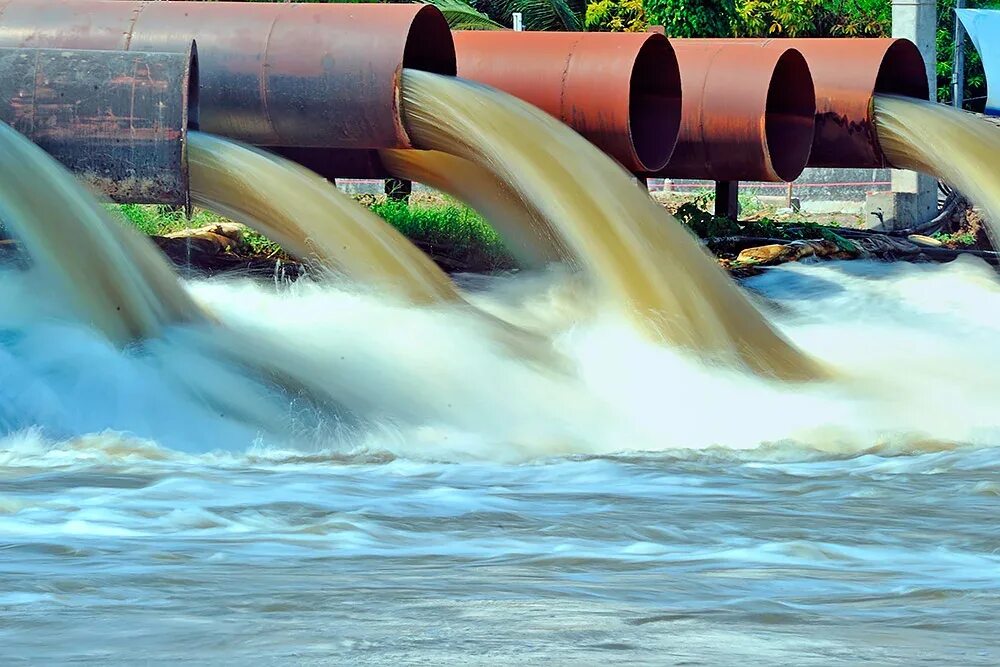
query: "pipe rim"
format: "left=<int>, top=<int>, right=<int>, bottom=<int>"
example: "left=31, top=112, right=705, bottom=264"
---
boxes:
left=764, top=49, right=815, bottom=182
left=874, top=39, right=930, bottom=99
left=402, top=5, right=457, bottom=75
left=628, top=36, right=681, bottom=172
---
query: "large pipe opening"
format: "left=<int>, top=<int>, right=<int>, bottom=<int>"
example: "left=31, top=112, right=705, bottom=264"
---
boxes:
left=453, top=32, right=680, bottom=173
left=186, top=41, right=200, bottom=131
left=874, top=39, right=930, bottom=99
left=654, top=40, right=815, bottom=181
left=629, top=36, right=681, bottom=172
left=765, top=49, right=815, bottom=182
left=402, top=5, right=457, bottom=76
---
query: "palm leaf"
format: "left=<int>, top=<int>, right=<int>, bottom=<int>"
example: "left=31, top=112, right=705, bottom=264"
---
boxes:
left=421, top=0, right=505, bottom=30
left=490, top=0, right=583, bottom=31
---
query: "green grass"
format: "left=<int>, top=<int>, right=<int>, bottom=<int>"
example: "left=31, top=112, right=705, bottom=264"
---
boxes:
left=113, top=204, right=284, bottom=257
left=112, top=198, right=516, bottom=272
left=113, top=204, right=226, bottom=236
left=369, top=198, right=514, bottom=270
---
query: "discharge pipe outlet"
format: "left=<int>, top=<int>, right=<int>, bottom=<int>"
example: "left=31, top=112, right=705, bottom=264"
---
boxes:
left=647, top=40, right=816, bottom=182
left=0, top=45, right=197, bottom=205
left=0, top=0, right=456, bottom=149
left=729, top=38, right=929, bottom=168
left=452, top=31, right=681, bottom=173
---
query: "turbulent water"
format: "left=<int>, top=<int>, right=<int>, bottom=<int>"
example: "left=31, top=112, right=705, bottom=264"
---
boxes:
left=188, top=132, right=571, bottom=379
left=188, top=132, right=460, bottom=305
left=2, top=259, right=1000, bottom=664
left=398, top=69, right=821, bottom=381
left=875, top=95, right=1000, bottom=235
left=4, top=74, right=1000, bottom=665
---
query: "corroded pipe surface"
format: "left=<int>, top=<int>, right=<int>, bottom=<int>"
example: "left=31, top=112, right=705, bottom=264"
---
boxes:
left=0, top=0, right=456, bottom=149
left=650, top=40, right=815, bottom=182
left=0, top=45, right=195, bottom=205
left=724, top=38, right=929, bottom=168
left=275, top=147, right=392, bottom=180
left=453, top=31, right=681, bottom=172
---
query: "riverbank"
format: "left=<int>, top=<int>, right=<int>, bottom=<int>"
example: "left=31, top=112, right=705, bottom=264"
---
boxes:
left=115, top=194, right=514, bottom=277
left=109, top=192, right=996, bottom=279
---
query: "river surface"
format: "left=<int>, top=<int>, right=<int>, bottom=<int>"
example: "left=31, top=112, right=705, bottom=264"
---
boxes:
left=1, top=259, right=999, bottom=664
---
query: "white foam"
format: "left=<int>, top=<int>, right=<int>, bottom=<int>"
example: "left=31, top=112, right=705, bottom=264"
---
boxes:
left=1, top=258, right=1000, bottom=463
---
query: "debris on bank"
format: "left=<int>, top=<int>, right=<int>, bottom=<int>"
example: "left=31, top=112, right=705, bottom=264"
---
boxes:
left=715, top=229, right=999, bottom=277
left=674, top=196, right=998, bottom=277
left=150, top=223, right=307, bottom=280
left=150, top=219, right=999, bottom=281
left=150, top=220, right=494, bottom=277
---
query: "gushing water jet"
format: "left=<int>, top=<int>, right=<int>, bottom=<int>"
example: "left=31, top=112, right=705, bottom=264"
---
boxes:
left=188, top=132, right=461, bottom=305
left=874, top=96, right=1000, bottom=239
left=188, top=132, right=571, bottom=375
left=397, top=69, right=824, bottom=382
left=379, top=149, right=568, bottom=270
left=0, top=121, right=201, bottom=342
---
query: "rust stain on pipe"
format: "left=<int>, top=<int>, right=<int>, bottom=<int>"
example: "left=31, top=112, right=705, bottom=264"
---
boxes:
left=721, top=38, right=928, bottom=168
left=0, top=0, right=456, bottom=149
left=0, top=44, right=195, bottom=205
left=453, top=31, right=681, bottom=173
left=649, top=40, right=815, bottom=182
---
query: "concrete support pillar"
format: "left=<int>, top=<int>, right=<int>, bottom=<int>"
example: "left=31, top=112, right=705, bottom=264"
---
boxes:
left=889, top=0, right=938, bottom=228
left=714, top=181, right=740, bottom=220
left=953, top=0, right=966, bottom=108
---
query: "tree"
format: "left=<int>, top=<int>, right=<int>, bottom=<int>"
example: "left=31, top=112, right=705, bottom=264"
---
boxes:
left=734, top=0, right=822, bottom=36
left=732, top=0, right=889, bottom=37
left=585, top=0, right=649, bottom=31
left=468, top=0, right=587, bottom=30
left=422, top=0, right=504, bottom=28
left=644, top=0, right=737, bottom=36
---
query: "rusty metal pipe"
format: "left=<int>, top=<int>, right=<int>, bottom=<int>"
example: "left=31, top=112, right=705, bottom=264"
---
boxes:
left=0, top=45, right=196, bottom=205
left=720, top=38, right=929, bottom=168
left=0, top=0, right=456, bottom=149
left=648, top=40, right=816, bottom=182
left=452, top=31, right=681, bottom=173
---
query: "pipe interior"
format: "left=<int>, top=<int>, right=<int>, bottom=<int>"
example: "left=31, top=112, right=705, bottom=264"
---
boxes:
left=401, top=5, right=457, bottom=76
left=874, top=40, right=930, bottom=99
left=186, top=42, right=200, bottom=131
left=764, top=50, right=816, bottom=182
left=628, top=37, right=681, bottom=172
